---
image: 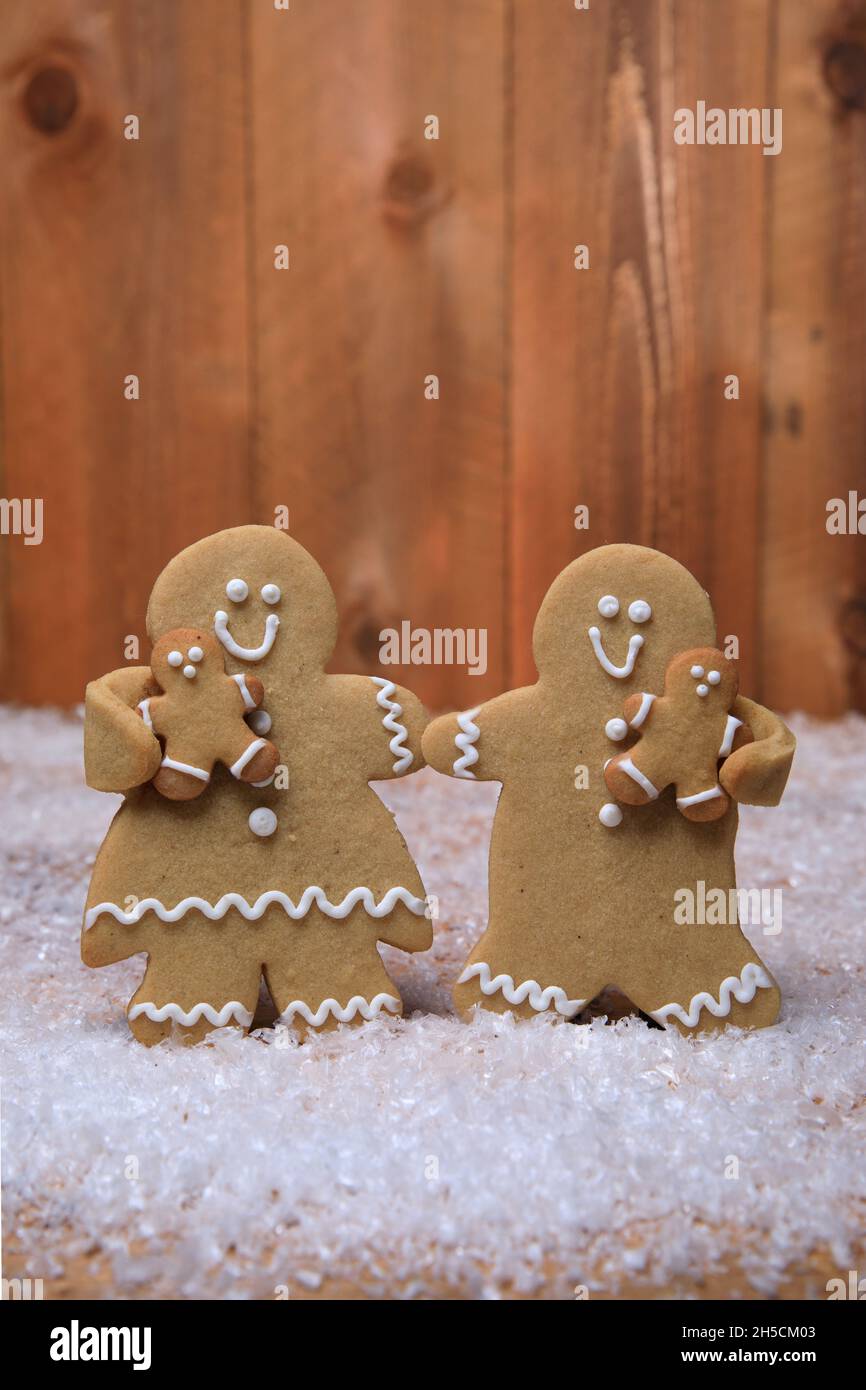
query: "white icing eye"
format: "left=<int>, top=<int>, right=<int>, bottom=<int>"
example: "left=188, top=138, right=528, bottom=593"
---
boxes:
left=183, top=665, right=197, bottom=680
left=226, top=578, right=248, bottom=603
left=628, top=599, right=652, bottom=624
left=261, top=583, right=281, bottom=605
left=167, top=650, right=183, bottom=668
left=597, top=595, right=619, bottom=618
left=187, top=646, right=204, bottom=662
left=690, top=665, right=704, bottom=678
left=696, top=684, right=709, bottom=697
left=707, top=670, right=721, bottom=685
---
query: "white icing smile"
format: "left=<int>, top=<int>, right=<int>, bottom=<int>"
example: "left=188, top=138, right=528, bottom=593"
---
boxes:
left=214, top=610, right=280, bottom=662
left=587, top=626, right=644, bottom=679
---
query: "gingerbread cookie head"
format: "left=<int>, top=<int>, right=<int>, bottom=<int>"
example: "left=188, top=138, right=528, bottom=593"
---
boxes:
left=664, top=647, right=738, bottom=706
left=149, top=628, right=222, bottom=690
left=532, top=544, right=716, bottom=697
left=146, top=525, right=338, bottom=683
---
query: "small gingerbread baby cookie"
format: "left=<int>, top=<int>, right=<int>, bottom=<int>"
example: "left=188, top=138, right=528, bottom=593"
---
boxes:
left=139, top=628, right=280, bottom=800
left=604, top=647, right=753, bottom=822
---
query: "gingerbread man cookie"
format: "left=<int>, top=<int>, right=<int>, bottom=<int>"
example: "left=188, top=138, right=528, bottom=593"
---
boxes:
left=604, top=647, right=753, bottom=823
left=82, top=526, right=431, bottom=1045
left=423, top=544, right=796, bottom=1035
left=140, top=628, right=280, bottom=800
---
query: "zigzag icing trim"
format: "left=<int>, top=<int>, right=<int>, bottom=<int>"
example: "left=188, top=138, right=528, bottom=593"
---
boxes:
left=453, top=707, right=481, bottom=779
left=650, top=962, right=774, bottom=1029
left=85, top=886, right=428, bottom=930
left=370, top=677, right=413, bottom=774
left=279, top=993, right=401, bottom=1028
left=458, top=961, right=587, bottom=1018
left=128, top=1001, right=253, bottom=1028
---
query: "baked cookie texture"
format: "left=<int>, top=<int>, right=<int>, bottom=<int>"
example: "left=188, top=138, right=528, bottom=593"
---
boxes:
left=423, top=543, right=796, bottom=1034
left=82, top=526, right=431, bottom=1043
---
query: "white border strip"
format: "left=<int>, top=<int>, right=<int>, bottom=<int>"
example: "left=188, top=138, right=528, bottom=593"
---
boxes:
left=458, top=961, right=586, bottom=1018
left=85, top=885, right=428, bottom=930
left=650, top=962, right=774, bottom=1028
left=370, top=677, right=413, bottom=774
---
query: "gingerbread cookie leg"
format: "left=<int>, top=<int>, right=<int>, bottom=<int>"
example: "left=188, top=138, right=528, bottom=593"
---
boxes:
left=624, top=949, right=781, bottom=1037
left=152, top=749, right=214, bottom=801
left=649, top=968, right=780, bottom=1036
left=125, top=914, right=262, bottom=1046
left=263, top=908, right=403, bottom=1039
left=453, top=948, right=601, bottom=1022
left=674, top=772, right=730, bottom=823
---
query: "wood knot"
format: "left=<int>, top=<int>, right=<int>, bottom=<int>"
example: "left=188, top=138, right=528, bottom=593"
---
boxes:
left=823, top=40, right=866, bottom=109
left=350, top=613, right=387, bottom=667
left=381, top=153, right=445, bottom=228
left=840, top=596, right=866, bottom=658
left=22, top=65, right=79, bottom=134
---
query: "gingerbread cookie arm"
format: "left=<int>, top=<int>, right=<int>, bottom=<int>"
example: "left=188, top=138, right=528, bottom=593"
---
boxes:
left=376, top=906, right=434, bottom=954
left=423, top=690, right=524, bottom=783
left=84, top=668, right=162, bottom=792
left=719, top=696, right=795, bottom=806
left=82, top=916, right=151, bottom=969
left=367, top=678, right=427, bottom=779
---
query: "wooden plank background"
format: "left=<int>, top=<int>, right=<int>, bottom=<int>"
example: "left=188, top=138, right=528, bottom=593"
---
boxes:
left=0, top=0, right=864, bottom=714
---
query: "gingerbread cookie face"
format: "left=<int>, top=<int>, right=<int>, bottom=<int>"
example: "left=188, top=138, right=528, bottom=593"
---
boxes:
left=423, top=543, right=796, bottom=1035
left=146, top=526, right=338, bottom=685
left=533, top=546, right=716, bottom=699
left=604, top=647, right=751, bottom=823
left=140, top=628, right=279, bottom=800
left=83, top=526, right=431, bottom=1044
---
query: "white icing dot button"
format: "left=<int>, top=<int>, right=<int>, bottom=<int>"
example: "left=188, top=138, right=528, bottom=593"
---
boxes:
left=249, top=709, right=272, bottom=735
left=605, top=717, right=628, bottom=741
left=167, top=650, right=183, bottom=668
left=183, top=665, right=197, bottom=680
left=597, top=595, right=620, bottom=618
left=708, top=670, right=721, bottom=685
left=249, top=807, right=277, bottom=838
left=188, top=646, right=204, bottom=662
left=599, top=803, right=623, bottom=828
left=696, top=683, right=709, bottom=698
left=690, top=665, right=704, bottom=678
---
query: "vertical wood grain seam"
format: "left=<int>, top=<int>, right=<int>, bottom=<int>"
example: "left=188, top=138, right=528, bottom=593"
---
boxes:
left=757, top=0, right=780, bottom=705
left=0, top=214, right=8, bottom=681
left=241, top=0, right=259, bottom=520
left=503, top=0, right=515, bottom=691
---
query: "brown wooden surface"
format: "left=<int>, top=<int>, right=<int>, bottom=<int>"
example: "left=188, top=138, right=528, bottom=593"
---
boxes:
left=6, top=1206, right=861, bottom=1301
left=0, top=0, right=864, bottom=712
left=248, top=0, right=507, bottom=704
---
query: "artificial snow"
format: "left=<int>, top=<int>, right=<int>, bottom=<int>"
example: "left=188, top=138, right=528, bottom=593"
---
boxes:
left=1, top=706, right=864, bottom=1297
